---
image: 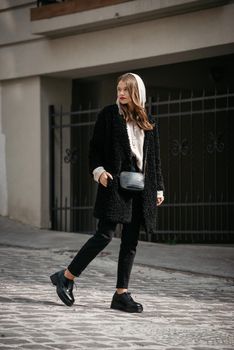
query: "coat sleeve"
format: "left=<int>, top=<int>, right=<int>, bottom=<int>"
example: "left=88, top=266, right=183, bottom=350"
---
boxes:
left=89, top=109, right=106, bottom=175
left=154, top=123, right=165, bottom=192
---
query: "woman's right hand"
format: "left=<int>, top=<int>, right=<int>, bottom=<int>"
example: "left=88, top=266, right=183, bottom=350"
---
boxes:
left=99, top=171, right=113, bottom=187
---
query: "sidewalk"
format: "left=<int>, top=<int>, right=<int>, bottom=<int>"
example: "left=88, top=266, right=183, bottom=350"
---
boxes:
left=0, top=216, right=234, bottom=350
left=0, top=216, right=234, bottom=278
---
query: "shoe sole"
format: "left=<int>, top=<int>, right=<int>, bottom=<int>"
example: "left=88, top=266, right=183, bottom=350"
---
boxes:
left=110, top=301, right=143, bottom=313
left=50, top=273, right=74, bottom=307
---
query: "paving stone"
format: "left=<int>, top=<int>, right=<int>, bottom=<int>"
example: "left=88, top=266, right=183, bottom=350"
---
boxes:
left=0, top=245, right=234, bottom=349
left=0, top=338, right=31, bottom=345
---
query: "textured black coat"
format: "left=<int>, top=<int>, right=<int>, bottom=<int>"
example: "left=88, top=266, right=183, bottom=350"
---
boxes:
left=89, top=104, right=164, bottom=234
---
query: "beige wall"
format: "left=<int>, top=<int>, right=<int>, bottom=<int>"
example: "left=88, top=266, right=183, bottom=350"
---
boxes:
left=1, top=76, right=72, bottom=227
left=0, top=0, right=37, bottom=46
left=1, top=76, right=41, bottom=226
left=0, top=3, right=234, bottom=81
left=0, top=83, right=8, bottom=216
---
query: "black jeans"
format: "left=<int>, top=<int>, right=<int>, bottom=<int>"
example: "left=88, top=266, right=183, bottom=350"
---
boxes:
left=68, top=193, right=143, bottom=289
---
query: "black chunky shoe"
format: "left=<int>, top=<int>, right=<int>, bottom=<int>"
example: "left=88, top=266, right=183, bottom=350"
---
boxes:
left=110, top=292, right=143, bottom=313
left=50, top=270, right=75, bottom=307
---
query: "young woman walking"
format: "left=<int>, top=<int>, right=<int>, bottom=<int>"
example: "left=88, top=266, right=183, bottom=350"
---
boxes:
left=50, top=72, right=164, bottom=313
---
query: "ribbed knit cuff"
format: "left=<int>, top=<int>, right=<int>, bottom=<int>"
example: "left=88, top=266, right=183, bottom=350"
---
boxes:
left=157, top=191, right=164, bottom=198
left=93, top=166, right=105, bottom=183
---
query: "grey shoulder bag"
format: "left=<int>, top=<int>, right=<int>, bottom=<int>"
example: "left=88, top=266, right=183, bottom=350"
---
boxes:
left=119, top=152, right=147, bottom=192
left=119, top=171, right=145, bottom=191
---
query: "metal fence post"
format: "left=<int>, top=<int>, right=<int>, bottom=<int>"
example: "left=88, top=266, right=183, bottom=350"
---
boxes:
left=49, top=105, right=55, bottom=229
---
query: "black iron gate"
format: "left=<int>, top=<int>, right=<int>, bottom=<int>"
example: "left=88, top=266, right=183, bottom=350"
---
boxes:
left=49, top=89, right=234, bottom=243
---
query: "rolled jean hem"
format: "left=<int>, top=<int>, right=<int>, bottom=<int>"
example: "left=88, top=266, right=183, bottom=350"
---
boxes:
left=116, top=285, right=129, bottom=289
left=67, top=267, right=82, bottom=278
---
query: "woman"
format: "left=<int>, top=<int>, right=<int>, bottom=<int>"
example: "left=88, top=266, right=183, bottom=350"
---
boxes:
left=50, top=73, right=164, bottom=313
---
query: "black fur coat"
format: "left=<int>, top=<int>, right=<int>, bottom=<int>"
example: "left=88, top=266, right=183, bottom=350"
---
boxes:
left=89, top=104, right=164, bottom=234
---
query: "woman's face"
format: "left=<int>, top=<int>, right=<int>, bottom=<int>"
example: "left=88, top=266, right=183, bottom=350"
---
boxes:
left=117, top=80, right=132, bottom=106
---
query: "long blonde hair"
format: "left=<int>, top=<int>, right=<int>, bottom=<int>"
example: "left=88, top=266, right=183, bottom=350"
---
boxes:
left=117, top=73, right=153, bottom=130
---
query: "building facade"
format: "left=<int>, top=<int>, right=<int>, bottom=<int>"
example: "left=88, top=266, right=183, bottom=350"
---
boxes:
left=0, top=0, right=233, bottom=242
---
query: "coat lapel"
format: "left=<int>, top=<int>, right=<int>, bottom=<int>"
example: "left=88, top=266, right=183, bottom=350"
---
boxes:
left=114, top=111, right=132, bottom=163
left=143, top=129, right=151, bottom=169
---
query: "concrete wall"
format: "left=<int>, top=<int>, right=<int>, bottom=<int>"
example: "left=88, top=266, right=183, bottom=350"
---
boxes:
left=0, top=0, right=37, bottom=46
left=1, top=76, right=72, bottom=228
left=0, top=83, right=8, bottom=216
left=0, top=2, right=234, bottom=81
left=1, top=77, right=41, bottom=226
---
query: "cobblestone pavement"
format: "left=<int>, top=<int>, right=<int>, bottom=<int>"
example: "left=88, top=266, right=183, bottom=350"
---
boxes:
left=0, top=245, right=233, bottom=350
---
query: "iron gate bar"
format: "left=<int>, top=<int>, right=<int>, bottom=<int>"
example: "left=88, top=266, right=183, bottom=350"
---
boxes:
left=51, top=108, right=101, bottom=117
left=49, top=92, right=234, bottom=121
left=59, top=105, right=63, bottom=231
left=53, top=206, right=93, bottom=210
left=154, top=91, right=234, bottom=105
left=190, top=93, right=193, bottom=238
left=49, top=106, right=234, bottom=129
left=162, top=202, right=234, bottom=207
left=150, top=108, right=234, bottom=119
left=49, top=105, right=55, bottom=229
left=155, top=230, right=232, bottom=234
left=49, top=92, right=234, bottom=117
left=179, top=92, right=182, bottom=233
left=214, top=90, right=217, bottom=230
left=51, top=121, right=96, bottom=129
left=202, top=90, right=205, bottom=237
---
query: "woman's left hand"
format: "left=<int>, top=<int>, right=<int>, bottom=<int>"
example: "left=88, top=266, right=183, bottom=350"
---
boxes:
left=157, top=196, right=164, bottom=206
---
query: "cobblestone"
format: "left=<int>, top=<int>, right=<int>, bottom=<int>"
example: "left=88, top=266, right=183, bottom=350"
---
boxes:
left=0, top=245, right=234, bottom=349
